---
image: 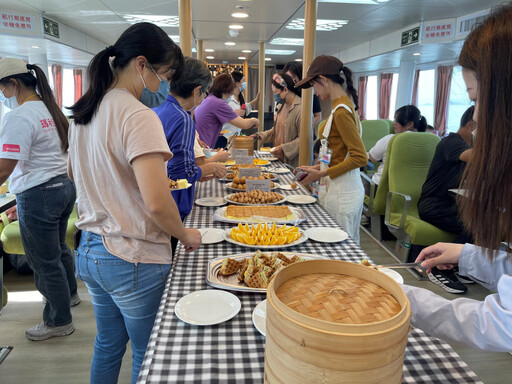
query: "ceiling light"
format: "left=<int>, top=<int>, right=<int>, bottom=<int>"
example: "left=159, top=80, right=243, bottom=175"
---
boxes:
left=265, top=58, right=271, bottom=61
left=294, top=58, right=303, bottom=62
left=229, top=24, right=244, bottom=30
left=286, top=18, right=348, bottom=31
left=265, top=49, right=296, bottom=55
left=238, top=56, right=247, bottom=60
left=123, top=14, right=179, bottom=27
left=242, top=49, right=252, bottom=53
left=205, top=48, right=215, bottom=52
left=232, top=12, right=249, bottom=18
left=270, top=38, right=304, bottom=46
left=31, top=45, right=40, bottom=49
left=413, top=52, right=421, bottom=56
left=225, top=42, right=236, bottom=46
left=206, top=56, right=215, bottom=59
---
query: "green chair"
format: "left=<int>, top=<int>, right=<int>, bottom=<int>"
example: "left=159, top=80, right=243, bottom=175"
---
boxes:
left=383, top=132, right=455, bottom=262
left=361, top=120, right=390, bottom=152
left=383, top=119, right=394, bottom=134
left=1, top=207, right=78, bottom=259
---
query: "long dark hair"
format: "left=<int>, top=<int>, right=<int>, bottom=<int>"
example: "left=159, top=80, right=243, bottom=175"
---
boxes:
left=231, top=71, right=246, bottom=107
left=394, top=105, right=427, bottom=132
left=458, top=4, right=512, bottom=256
left=70, top=22, right=184, bottom=125
left=313, top=66, right=359, bottom=111
left=0, top=64, right=69, bottom=151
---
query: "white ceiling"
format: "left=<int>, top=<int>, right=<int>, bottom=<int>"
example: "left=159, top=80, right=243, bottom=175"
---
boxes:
left=0, top=0, right=503, bottom=69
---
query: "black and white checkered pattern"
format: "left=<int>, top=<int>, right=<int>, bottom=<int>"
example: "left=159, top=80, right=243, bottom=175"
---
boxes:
left=138, top=164, right=482, bottom=384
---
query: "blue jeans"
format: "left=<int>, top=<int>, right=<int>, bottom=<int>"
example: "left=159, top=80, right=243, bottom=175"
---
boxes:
left=75, top=231, right=171, bottom=384
left=16, top=174, right=77, bottom=327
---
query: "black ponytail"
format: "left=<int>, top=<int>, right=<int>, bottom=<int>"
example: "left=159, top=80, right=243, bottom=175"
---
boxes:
left=70, top=22, right=184, bottom=125
left=395, top=105, right=427, bottom=132
left=318, top=66, right=359, bottom=111
left=0, top=64, right=69, bottom=151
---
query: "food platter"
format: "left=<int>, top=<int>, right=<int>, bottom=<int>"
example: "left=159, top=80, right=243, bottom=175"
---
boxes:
left=212, top=206, right=307, bottom=224
left=222, top=228, right=308, bottom=249
left=226, top=182, right=281, bottom=192
left=206, top=252, right=325, bottom=293
left=224, top=193, right=287, bottom=206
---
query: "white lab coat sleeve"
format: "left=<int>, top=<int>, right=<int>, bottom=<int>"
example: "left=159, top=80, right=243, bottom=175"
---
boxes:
left=403, top=244, right=512, bottom=352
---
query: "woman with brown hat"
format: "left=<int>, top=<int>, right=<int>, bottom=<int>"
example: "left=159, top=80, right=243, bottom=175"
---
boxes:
left=296, top=55, right=367, bottom=243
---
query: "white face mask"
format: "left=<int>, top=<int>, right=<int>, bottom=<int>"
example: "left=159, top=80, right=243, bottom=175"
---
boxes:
left=0, top=85, right=19, bottom=110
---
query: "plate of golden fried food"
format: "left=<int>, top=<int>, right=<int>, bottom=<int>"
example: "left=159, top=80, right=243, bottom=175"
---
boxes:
left=222, top=222, right=307, bottom=249
left=212, top=204, right=307, bottom=224
left=224, top=190, right=286, bottom=206
left=206, top=250, right=324, bottom=292
left=221, top=172, right=278, bottom=182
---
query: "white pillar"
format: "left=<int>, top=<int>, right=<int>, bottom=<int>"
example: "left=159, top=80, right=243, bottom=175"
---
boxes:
left=395, top=61, right=415, bottom=108
left=28, top=51, right=49, bottom=80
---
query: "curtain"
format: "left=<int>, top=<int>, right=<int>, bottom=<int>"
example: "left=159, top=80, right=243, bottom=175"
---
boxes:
left=73, top=68, right=83, bottom=103
left=411, top=69, right=420, bottom=106
left=379, top=73, right=393, bottom=119
left=51, top=64, right=63, bottom=108
left=434, top=65, right=454, bottom=136
left=248, top=66, right=277, bottom=114
left=357, top=76, right=368, bottom=120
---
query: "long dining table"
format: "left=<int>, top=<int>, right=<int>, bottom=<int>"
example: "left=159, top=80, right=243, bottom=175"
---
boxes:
left=137, top=160, right=482, bottom=384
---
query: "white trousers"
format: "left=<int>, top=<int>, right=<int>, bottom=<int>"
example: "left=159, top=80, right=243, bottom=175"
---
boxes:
left=319, top=168, right=364, bottom=244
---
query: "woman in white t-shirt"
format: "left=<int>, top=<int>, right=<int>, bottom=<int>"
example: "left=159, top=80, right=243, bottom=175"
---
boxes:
left=368, top=105, right=428, bottom=185
left=68, top=23, right=201, bottom=384
left=0, top=58, right=78, bottom=341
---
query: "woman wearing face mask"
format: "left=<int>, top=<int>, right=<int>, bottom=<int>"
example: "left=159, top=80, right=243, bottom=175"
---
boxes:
left=250, top=73, right=302, bottom=166
left=221, top=71, right=260, bottom=138
left=153, top=57, right=226, bottom=252
left=402, top=4, right=512, bottom=352
left=295, top=56, right=367, bottom=244
left=194, top=73, right=259, bottom=148
left=68, top=23, right=201, bottom=384
left=0, top=58, right=78, bottom=341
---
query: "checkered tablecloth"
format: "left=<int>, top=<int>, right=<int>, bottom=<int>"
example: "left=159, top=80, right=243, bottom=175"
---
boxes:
left=138, top=163, right=482, bottom=384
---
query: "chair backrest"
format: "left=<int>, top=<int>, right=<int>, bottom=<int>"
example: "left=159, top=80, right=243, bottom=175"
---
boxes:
left=361, top=120, right=390, bottom=152
left=386, top=132, right=440, bottom=217
left=383, top=119, right=394, bottom=134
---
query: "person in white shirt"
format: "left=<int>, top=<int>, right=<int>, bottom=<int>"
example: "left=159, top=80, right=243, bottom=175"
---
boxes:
left=368, top=105, right=427, bottom=185
left=404, top=4, right=512, bottom=352
left=0, top=57, right=79, bottom=342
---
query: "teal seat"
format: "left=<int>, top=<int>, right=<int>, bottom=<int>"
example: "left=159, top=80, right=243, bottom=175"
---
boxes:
left=383, top=133, right=455, bottom=262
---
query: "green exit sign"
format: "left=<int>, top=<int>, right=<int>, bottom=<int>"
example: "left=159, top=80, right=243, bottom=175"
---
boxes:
left=43, top=17, right=59, bottom=38
left=401, top=27, right=419, bottom=47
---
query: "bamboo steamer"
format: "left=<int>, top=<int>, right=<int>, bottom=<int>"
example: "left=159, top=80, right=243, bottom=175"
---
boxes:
left=264, top=259, right=411, bottom=384
left=232, top=136, right=254, bottom=156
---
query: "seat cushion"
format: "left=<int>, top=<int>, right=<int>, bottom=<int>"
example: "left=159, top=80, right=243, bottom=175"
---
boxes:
left=389, top=213, right=455, bottom=246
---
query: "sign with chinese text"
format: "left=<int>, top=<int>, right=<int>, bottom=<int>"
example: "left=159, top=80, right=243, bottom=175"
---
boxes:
left=234, top=155, right=253, bottom=165
left=422, top=19, right=455, bottom=43
left=0, top=11, right=39, bottom=37
left=239, top=168, right=261, bottom=178
left=246, top=179, right=270, bottom=192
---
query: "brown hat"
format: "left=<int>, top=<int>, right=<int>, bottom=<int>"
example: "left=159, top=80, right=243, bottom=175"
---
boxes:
left=0, top=58, right=29, bottom=81
left=295, top=55, right=344, bottom=89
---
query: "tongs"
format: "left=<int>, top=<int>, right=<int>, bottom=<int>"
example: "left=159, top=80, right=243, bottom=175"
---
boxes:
left=374, top=262, right=426, bottom=272
left=226, top=132, right=239, bottom=151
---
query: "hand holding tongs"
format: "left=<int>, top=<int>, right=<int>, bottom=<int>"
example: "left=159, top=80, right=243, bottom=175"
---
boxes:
left=374, top=262, right=427, bottom=272
left=225, top=132, right=239, bottom=151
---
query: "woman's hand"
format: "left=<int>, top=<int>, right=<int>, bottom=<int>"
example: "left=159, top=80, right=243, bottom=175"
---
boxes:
left=249, top=133, right=259, bottom=140
left=198, top=138, right=209, bottom=148
left=181, top=228, right=202, bottom=252
left=415, top=243, right=464, bottom=274
left=271, top=145, right=284, bottom=161
left=250, top=117, right=260, bottom=129
left=234, top=108, right=244, bottom=117
left=210, top=163, right=227, bottom=178
left=211, top=148, right=229, bottom=163
left=297, top=165, right=325, bottom=185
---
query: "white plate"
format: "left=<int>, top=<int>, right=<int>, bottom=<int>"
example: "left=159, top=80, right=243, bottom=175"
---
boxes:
left=226, top=182, right=280, bottom=192
left=222, top=229, right=308, bottom=249
left=212, top=206, right=307, bottom=225
left=272, top=167, right=290, bottom=174
left=306, top=227, right=348, bottom=243
left=286, top=194, right=317, bottom=204
left=279, top=184, right=300, bottom=190
left=199, top=228, right=226, bottom=244
left=174, top=290, right=241, bottom=326
left=252, top=299, right=267, bottom=336
left=195, top=197, right=227, bottom=207
left=170, top=182, right=192, bottom=191
left=224, top=193, right=287, bottom=206
left=378, top=268, right=404, bottom=284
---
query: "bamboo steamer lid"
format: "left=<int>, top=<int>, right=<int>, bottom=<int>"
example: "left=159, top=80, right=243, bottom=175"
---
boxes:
left=232, top=136, right=254, bottom=155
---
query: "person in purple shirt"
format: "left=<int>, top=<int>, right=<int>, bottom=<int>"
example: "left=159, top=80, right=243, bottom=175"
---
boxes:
left=194, top=73, right=259, bottom=148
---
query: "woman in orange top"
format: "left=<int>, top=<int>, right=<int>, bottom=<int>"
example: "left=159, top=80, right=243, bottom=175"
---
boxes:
left=296, top=56, right=367, bottom=243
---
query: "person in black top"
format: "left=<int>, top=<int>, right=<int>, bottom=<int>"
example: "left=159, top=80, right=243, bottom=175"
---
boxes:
left=418, top=106, right=475, bottom=244
left=283, top=61, right=322, bottom=127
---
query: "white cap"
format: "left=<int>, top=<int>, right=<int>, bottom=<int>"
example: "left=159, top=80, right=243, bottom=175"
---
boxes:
left=0, top=58, right=29, bottom=81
